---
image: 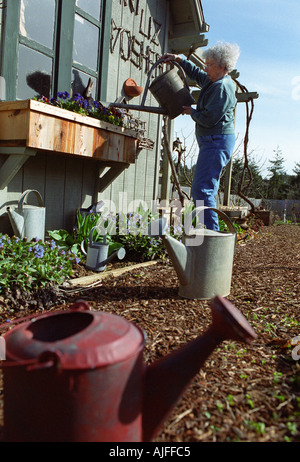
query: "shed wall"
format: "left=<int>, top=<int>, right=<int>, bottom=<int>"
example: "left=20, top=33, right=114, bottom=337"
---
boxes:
left=0, top=0, right=169, bottom=235
left=102, top=0, right=168, bottom=211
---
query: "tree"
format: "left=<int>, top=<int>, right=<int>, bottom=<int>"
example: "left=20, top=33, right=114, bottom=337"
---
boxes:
left=288, top=162, right=300, bottom=199
left=226, top=152, right=267, bottom=199
left=266, top=147, right=289, bottom=199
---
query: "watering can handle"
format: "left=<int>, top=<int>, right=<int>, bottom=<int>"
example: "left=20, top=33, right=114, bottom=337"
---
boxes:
left=89, top=226, right=106, bottom=244
left=141, top=59, right=191, bottom=107
left=81, top=226, right=107, bottom=255
left=18, top=189, right=44, bottom=211
left=192, top=206, right=237, bottom=236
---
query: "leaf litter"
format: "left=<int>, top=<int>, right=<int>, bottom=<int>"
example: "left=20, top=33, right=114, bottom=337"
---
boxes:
left=0, top=224, right=299, bottom=442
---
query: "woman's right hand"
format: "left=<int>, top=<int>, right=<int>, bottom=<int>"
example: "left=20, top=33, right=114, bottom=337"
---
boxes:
left=160, top=53, right=182, bottom=63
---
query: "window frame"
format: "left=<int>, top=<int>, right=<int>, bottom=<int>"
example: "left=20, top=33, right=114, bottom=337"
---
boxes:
left=1, top=0, right=111, bottom=102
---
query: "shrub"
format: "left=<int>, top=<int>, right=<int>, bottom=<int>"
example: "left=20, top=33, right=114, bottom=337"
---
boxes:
left=0, top=234, right=79, bottom=294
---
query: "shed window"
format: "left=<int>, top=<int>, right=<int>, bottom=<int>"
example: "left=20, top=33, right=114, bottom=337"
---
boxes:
left=17, top=44, right=53, bottom=99
left=76, top=0, right=101, bottom=20
left=73, top=14, right=99, bottom=72
left=19, top=0, right=56, bottom=49
left=71, top=1, right=102, bottom=99
left=17, top=0, right=57, bottom=100
left=1, top=0, right=105, bottom=101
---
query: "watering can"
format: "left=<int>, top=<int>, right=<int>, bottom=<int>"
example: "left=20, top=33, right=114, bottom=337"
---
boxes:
left=1, top=297, right=257, bottom=442
left=80, top=226, right=125, bottom=271
left=152, top=207, right=237, bottom=300
left=6, top=189, right=45, bottom=241
left=110, top=59, right=195, bottom=119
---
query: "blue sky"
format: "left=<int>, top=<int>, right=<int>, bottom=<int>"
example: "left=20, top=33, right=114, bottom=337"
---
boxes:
left=174, top=0, right=300, bottom=175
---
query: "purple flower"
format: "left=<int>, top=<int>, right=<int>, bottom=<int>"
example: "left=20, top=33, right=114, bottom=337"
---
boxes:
left=74, top=93, right=83, bottom=103
left=57, top=91, right=70, bottom=100
left=33, top=245, right=44, bottom=259
left=49, top=240, right=56, bottom=250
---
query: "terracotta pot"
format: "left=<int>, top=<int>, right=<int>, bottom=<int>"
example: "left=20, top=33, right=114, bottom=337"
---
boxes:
left=124, top=78, right=143, bottom=97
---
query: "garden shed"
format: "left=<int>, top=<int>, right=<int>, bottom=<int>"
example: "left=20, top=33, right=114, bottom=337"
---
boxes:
left=0, top=0, right=208, bottom=235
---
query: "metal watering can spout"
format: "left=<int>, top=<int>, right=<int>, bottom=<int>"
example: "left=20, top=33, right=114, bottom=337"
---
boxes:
left=110, top=58, right=195, bottom=119
left=161, top=234, right=190, bottom=286
left=148, top=217, right=190, bottom=286
left=142, top=295, right=257, bottom=442
left=99, top=246, right=126, bottom=267
left=6, top=206, right=24, bottom=238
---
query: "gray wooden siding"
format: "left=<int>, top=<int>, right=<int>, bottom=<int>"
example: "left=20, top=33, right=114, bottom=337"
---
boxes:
left=102, top=0, right=168, bottom=210
left=0, top=0, right=169, bottom=235
left=0, top=151, right=98, bottom=234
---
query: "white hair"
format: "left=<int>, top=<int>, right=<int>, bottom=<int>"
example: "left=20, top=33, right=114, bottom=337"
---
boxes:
left=203, top=42, right=240, bottom=72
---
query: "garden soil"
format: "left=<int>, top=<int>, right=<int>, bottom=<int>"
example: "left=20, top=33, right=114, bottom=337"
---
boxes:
left=0, top=224, right=299, bottom=442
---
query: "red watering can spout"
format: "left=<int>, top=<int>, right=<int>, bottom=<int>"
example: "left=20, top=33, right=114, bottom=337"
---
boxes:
left=142, top=295, right=257, bottom=442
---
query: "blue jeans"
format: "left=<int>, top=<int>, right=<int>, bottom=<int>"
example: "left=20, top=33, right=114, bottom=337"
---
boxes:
left=191, top=134, right=236, bottom=231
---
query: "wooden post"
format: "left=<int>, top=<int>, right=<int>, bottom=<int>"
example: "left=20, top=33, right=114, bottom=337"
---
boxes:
left=223, top=157, right=232, bottom=206
left=223, top=90, right=259, bottom=206
left=160, top=118, right=173, bottom=201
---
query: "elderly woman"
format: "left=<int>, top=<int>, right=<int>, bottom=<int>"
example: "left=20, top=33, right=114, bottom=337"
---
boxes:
left=161, top=42, right=240, bottom=231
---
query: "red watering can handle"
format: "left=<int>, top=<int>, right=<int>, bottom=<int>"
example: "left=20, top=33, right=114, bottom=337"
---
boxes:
left=0, top=301, right=89, bottom=369
left=0, top=350, right=62, bottom=370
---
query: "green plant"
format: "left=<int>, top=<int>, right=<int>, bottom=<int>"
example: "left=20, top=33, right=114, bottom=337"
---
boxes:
left=34, top=92, right=125, bottom=127
left=216, top=400, right=224, bottom=412
left=112, top=203, right=198, bottom=262
left=286, top=421, right=298, bottom=436
left=245, top=394, right=254, bottom=409
left=0, top=234, right=78, bottom=294
left=48, top=209, right=122, bottom=258
left=226, top=394, right=235, bottom=406
left=273, top=371, right=283, bottom=384
left=245, top=420, right=266, bottom=435
left=219, top=218, right=243, bottom=234
left=113, top=207, right=168, bottom=261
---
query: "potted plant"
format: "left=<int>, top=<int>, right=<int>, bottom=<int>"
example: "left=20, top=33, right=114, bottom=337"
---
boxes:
left=47, top=209, right=125, bottom=272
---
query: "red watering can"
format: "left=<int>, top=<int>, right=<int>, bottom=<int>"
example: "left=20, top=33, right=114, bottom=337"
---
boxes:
left=1, top=296, right=256, bottom=442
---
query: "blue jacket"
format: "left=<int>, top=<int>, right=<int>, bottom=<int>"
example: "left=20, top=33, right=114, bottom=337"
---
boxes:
left=180, top=57, right=237, bottom=137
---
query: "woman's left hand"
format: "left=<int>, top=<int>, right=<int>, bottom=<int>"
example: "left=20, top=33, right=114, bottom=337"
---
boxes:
left=182, top=106, right=192, bottom=115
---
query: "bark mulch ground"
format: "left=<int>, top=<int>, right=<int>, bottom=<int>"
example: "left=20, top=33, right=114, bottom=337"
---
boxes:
left=0, top=224, right=299, bottom=442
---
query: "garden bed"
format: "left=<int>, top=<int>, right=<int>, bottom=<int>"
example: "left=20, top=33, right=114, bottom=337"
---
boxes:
left=0, top=224, right=299, bottom=442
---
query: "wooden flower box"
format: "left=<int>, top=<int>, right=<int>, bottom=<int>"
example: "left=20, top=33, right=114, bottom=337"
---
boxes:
left=0, top=99, right=138, bottom=163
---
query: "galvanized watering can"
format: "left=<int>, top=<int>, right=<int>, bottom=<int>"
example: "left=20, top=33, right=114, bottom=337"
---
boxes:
left=1, top=297, right=257, bottom=442
left=153, top=207, right=237, bottom=300
left=7, top=189, right=45, bottom=241
left=81, top=226, right=125, bottom=271
left=148, top=59, right=195, bottom=119
left=110, top=59, right=195, bottom=119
